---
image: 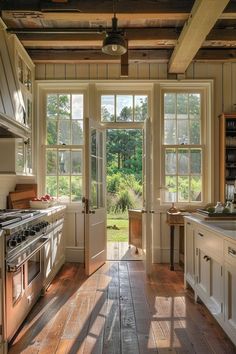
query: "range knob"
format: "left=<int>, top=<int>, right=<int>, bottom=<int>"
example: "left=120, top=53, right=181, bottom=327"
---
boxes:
left=30, top=229, right=36, bottom=236
left=24, top=229, right=30, bottom=237
left=8, top=239, right=17, bottom=248
left=16, top=236, right=22, bottom=244
left=33, top=226, right=40, bottom=232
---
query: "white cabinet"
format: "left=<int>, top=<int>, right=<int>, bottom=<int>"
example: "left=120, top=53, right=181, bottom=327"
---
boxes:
left=43, top=207, right=66, bottom=291
left=184, top=220, right=195, bottom=289
left=195, top=227, right=224, bottom=322
left=184, top=217, right=236, bottom=345
left=224, top=239, right=236, bottom=343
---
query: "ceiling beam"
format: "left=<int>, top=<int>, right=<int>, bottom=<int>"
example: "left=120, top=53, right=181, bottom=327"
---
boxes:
left=168, top=0, right=230, bottom=73
left=26, top=48, right=236, bottom=63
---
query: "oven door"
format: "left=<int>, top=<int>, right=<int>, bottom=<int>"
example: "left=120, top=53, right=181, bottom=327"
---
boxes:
left=5, top=238, right=49, bottom=341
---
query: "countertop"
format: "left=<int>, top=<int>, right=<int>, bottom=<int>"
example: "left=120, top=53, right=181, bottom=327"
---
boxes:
left=184, top=213, right=236, bottom=241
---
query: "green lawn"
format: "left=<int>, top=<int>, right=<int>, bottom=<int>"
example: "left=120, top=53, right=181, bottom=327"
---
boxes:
left=107, top=218, right=128, bottom=242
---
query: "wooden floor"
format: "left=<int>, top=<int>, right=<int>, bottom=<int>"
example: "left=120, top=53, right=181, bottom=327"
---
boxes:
left=9, top=262, right=236, bottom=354
left=107, top=242, right=145, bottom=261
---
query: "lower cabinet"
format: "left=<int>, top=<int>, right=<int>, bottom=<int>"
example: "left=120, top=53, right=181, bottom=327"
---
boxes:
left=184, top=218, right=235, bottom=345
left=195, top=228, right=224, bottom=322
left=43, top=207, right=66, bottom=291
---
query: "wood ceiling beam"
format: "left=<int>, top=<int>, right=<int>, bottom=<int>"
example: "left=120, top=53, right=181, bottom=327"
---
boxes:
left=168, top=0, right=230, bottom=74
left=26, top=48, right=236, bottom=63
left=13, top=28, right=236, bottom=49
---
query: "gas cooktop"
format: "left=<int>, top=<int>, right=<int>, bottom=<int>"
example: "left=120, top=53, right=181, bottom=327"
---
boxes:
left=0, top=209, right=41, bottom=228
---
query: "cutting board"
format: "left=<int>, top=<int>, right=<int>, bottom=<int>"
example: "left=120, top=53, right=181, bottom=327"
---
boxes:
left=8, top=189, right=36, bottom=209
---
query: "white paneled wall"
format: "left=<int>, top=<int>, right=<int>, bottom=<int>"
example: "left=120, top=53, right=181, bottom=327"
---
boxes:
left=35, top=61, right=236, bottom=263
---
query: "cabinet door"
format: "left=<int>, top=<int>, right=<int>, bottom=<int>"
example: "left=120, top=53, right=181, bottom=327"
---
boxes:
left=195, top=247, right=210, bottom=301
left=209, top=258, right=223, bottom=320
left=225, top=262, right=236, bottom=337
left=184, top=221, right=195, bottom=288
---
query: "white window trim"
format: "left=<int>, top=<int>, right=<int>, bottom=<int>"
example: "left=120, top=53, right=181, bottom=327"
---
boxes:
left=158, top=81, right=214, bottom=207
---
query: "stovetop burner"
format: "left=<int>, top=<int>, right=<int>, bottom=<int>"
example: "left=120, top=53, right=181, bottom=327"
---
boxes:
left=0, top=209, right=41, bottom=228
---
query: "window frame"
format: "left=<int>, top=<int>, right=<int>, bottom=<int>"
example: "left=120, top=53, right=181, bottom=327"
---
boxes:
left=36, top=83, right=89, bottom=204
left=159, top=83, right=213, bottom=207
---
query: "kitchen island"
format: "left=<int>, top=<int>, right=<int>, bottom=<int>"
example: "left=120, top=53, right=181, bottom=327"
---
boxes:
left=184, top=214, right=236, bottom=346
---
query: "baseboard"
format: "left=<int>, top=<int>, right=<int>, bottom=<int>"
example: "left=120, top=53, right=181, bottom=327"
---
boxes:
left=65, top=247, right=84, bottom=263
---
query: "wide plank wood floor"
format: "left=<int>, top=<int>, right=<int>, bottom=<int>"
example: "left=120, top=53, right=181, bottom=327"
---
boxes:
left=9, top=262, right=236, bottom=354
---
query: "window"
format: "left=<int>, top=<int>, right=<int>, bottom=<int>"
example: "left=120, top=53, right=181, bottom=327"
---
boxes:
left=101, top=94, right=148, bottom=122
left=162, top=92, right=203, bottom=203
left=45, top=93, right=84, bottom=202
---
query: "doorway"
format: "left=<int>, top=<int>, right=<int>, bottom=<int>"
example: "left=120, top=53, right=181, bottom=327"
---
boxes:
left=106, top=129, right=145, bottom=261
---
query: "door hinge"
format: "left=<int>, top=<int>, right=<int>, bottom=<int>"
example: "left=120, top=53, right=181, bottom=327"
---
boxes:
left=221, top=266, right=223, bottom=277
left=221, top=303, right=223, bottom=313
left=0, top=268, right=2, bottom=279
left=0, top=325, right=2, bottom=335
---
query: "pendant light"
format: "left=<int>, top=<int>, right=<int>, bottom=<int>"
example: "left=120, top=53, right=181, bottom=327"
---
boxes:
left=102, top=1, right=127, bottom=56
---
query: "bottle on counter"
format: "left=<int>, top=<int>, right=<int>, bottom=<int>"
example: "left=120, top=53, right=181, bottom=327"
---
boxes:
left=225, top=200, right=234, bottom=213
left=214, top=201, right=224, bottom=213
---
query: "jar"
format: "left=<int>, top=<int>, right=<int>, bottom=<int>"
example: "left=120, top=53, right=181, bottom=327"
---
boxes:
left=214, top=202, right=224, bottom=213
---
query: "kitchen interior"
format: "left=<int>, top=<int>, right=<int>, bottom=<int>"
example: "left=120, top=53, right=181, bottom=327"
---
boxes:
left=1, top=0, right=236, bottom=353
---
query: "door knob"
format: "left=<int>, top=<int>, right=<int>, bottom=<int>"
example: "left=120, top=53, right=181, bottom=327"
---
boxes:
left=89, top=210, right=95, bottom=214
left=141, top=209, right=147, bottom=213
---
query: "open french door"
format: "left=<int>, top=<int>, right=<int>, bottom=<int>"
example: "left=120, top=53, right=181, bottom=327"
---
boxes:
left=84, top=117, right=106, bottom=276
left=142, top=117, right=152, bottom=274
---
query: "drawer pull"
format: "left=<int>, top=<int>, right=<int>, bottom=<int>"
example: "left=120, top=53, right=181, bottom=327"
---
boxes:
left=198, top=232, right=204, bottom=237
left=228, top=247, right=236, bottom=257
left=187, top=222, right=191, bottom=225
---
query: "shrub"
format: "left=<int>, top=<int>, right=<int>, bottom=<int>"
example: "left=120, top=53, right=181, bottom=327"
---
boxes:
left=115, top=189, right=134, bottom=213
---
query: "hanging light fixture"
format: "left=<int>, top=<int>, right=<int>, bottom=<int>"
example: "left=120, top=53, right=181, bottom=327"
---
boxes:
left=102, top=3, right=127, bottom=56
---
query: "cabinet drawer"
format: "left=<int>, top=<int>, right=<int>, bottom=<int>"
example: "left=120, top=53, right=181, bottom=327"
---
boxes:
left=224, top=240, right=236, bottom=266
left=196, top=228, right=223, bottom=259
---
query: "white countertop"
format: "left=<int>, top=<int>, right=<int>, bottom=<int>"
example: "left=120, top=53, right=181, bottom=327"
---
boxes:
left=184, top=214, right=236, bottom=241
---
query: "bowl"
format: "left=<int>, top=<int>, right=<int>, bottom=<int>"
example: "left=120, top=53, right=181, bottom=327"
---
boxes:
left=30, top=200, right=52, bottom=209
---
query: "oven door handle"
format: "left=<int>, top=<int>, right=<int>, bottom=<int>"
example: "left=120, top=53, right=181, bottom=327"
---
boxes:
left=7, top=237, right=49, bottom=272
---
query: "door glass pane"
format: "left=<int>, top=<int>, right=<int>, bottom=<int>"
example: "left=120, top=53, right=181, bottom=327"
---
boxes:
left=97, top=131, right=103, bottom=158
left=177, top=93, right=188, bottom=119
left=72, top=94, right=83, bottom=120
left=59, top=120, right=70, bottom=145
left=178, top=176, right=189, bottom=202
left=98, top=183, right=104, bottom=207
left=46, top=176, right=57, bottom=197
left=28, top=250, right=40, bottom=285
left=58, top=176, right=70, bottom=202
left=47, top=94, right=58, bottom=119
left=190, top=176, right=202, bottom=202
left=164, top=93, right=176, bottom=119
left=91, top=156, right=97, bottom=181
left=72, top=120, right=83, bottom=145
left=91, top=129, right=97, bottom=156
left=58, top=150, right=70, bottom=175
left=17, top=56, right=23, bottom=83
left=134, top=95, right=148, bottom=121
left=178, top=149, right=189, bottom=174
left=116, top=95, right=133, bottom=122
left=101, top=95, right=115, bottom=122
left=164, top=120, right=176, bottom=144
left=71, top=176, right=82, bottom=202
left=165, top=149, right=176, bottom=174
left=71, top=150, right=82, bottom=174
left=16, top=139, right=24, bottom=173
left=46, top=150, right=57, bottom=175
left=58, top=94, right=70, bottom=119
left=91, top=182, right=98, bottom=208
left=47, top=120, right=57, bottom=145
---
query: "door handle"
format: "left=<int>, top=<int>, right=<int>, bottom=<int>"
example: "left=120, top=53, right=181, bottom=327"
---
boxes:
left=89, top=210, right=96, bottom=214
left=149, top=210, right=155, bottom=214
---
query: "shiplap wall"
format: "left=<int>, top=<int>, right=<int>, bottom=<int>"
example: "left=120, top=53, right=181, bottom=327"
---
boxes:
left=35, top=61, right=236, bottom=263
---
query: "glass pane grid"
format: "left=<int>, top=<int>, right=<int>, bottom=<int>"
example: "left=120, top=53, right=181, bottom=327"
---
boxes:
left=46, top=93, right=84, bottom=202
left=101, top=94, right=148, bottom=122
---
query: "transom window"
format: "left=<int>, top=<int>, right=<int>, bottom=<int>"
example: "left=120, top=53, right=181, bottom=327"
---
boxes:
left=163, top=92, right=203, bottom=203
left=101, top=94, right=148, bottom=122
left=45, top=93, right=84, bottom=202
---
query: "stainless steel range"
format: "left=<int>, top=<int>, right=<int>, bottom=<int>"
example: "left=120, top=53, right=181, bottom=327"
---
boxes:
left=0, top=209, right=53, bottom=343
